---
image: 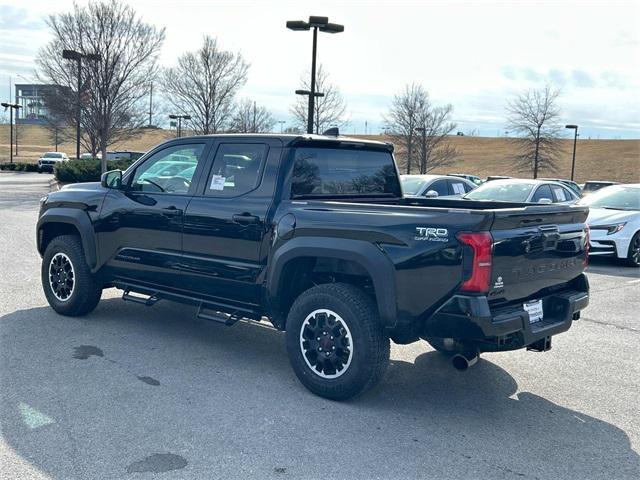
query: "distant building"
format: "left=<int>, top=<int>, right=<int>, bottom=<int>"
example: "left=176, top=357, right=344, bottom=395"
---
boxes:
left=15, top=84, right=51, bottom=125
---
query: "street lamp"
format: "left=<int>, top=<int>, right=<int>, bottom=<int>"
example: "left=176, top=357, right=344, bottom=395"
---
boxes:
left=286, top=16, right=344, bottom=134
left=62, top=49, right=102, bottom=160
left=168, top=114, right=191, bottom=138
left=1, top=102, right=22, bottom=164
left=415, top=126, right=427, bottom=174
left=565, top=124, right=579, bottom=181
left=277, top=120, right=286, bottom=133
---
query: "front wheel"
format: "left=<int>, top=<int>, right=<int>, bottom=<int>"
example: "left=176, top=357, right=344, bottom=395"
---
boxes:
left=285, top=283, right=390, bottom=400
left=623, top=232, right=640, bottom=267
left=41, top=235, right=102, bottom=316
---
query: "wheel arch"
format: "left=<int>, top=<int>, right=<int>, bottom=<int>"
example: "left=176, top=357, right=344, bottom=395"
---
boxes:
left=266, top=237, right=397, bottom=328
left=37, top=208, right=97, bottom=269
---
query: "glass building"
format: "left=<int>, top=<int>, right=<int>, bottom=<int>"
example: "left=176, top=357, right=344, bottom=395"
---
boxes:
left=15, top=84, right=50, bottom=124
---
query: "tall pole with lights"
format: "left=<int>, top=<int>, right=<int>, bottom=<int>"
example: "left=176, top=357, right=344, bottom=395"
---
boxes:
left=1, top=102, right=21, bottom=164
left=168, top=114, right=191, bottom=138
left=286, top=16, right=343, bottom=134
left=62, top=49, right=101, bottom=160
left=565, top=124, right=579, bottom=181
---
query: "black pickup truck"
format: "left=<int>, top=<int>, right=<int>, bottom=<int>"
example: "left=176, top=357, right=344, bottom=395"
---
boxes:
left=37, top=133, right=590, bottom=399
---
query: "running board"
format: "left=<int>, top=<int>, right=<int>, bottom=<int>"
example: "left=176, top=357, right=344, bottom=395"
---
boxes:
left=123, top=290, right=160, bottom=306
left=114, top=280, right=263, bottom=322
left=197, top=304, right=240, bottom=326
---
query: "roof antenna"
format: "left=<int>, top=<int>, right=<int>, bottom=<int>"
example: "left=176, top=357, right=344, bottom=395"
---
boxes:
left=323, top=127, right=339, bottom=136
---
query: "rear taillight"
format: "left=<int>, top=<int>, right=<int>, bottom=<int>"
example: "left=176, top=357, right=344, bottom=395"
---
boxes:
left=583, top=225, right=590, bottom=267
left=457, top=232, right=493, bottom=293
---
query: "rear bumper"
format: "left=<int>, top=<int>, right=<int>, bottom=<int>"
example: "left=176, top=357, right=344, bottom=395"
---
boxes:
left=422, top=274, right=589, bottom=352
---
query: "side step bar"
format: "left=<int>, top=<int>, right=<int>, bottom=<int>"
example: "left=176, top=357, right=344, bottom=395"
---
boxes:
left=115, top=281, right=262, bottom=326
left=197, top=304, right=240, bottom=326
left=123, top=290, right=160, bottom=306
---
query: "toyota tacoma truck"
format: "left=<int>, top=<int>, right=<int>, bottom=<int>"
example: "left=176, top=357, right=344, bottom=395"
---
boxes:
left=37, top=133, right=590, bottom=400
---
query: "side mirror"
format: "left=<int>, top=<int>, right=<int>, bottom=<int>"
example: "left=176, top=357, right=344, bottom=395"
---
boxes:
left=101, top=169, right=123, bottom=189
left=425, top=190, right=439, bottom=198
left=537, top=198, right=553, bottom=204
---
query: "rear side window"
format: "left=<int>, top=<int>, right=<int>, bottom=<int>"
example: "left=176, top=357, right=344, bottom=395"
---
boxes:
left=428, top=179, right=449, bottom=196
left=291, top=147, right=401, bottom=197
left=551, top=185, right=571, bottom=202
left=449, top=180, right=470, bottom=195
left=206, top=143, right=268, bottom=197
left=531, top=185, right=554, bottom=203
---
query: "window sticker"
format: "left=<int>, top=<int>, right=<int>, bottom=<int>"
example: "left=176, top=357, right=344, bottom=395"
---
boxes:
left=210, top=175, right=226, bottom=191
left=452, top=182, right=466, bottom=194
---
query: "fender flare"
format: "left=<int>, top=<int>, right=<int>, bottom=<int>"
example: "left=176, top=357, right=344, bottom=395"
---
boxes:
left=37, top=208, right=97, bottom=269
left=267, top=237, right=397, bottom=327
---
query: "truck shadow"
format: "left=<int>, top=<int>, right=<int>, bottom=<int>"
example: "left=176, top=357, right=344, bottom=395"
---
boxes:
left=1, top=298, right=638, bottom=479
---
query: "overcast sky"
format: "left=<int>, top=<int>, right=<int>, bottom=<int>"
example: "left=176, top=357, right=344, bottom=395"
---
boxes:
left=1, top=0, right=638, bottom=138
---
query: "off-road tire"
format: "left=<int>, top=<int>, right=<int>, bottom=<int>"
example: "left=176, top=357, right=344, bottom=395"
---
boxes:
left=41, top=235, right=102, bottom=316
left=285, top=283, right=390, bottom=400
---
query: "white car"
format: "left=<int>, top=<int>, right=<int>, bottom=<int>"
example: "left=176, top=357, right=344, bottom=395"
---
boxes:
left=400, top=174, right=477, bottom=198
left=463, top=179, right=579, bottom=204
left=579, top=184, right=640, bottom=267
left=37, top=152, right=70, bottom=173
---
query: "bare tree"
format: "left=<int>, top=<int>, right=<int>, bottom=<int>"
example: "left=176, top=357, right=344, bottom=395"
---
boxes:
left=161, top=36, right=249, bottom=135
left=506, top=85, right=562, bottom=178
left=290, top=64, right=347, bottom=134
left=383, top=84, right=421, bottom=173
left=383, top=83, right=458, bottom=174
left=37, top=0, right=165, bottom=171
left=230, top=98, right=276, bottom=133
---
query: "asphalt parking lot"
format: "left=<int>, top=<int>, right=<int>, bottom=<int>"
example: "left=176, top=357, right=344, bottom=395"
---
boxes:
left=1, top=172, right=638, bottom=480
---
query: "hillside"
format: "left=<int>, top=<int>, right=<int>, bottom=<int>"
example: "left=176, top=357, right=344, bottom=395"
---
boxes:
left=1, top=125, right=638, bottom=183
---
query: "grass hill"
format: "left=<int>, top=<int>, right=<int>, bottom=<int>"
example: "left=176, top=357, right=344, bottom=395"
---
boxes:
left=1, top=125, right=638, bottom=183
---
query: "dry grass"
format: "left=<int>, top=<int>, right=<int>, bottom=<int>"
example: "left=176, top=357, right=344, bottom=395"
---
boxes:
left=358, top=135, right=639, bottom=183
left=1, top=125, right=638, bottom=183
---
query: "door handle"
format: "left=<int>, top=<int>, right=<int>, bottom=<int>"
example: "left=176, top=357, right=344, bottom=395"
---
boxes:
left=162, top=206, right=183, bottom=215
left=232, top=213, right=259, bottom=225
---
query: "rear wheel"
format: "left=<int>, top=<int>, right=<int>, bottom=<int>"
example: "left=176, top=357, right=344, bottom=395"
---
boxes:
left=623, top=232, right=640, bottom=267
left=41, top=235, right=102, bottom=316
left=285, top=283, right=390, bottom=400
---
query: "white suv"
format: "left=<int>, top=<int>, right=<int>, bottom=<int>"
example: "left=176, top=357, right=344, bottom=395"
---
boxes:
left=37, top=152, right=70, bottom=173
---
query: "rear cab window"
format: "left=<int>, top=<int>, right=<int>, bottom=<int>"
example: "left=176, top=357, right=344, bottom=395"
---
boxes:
left=291, top=147, right=401, bottom=198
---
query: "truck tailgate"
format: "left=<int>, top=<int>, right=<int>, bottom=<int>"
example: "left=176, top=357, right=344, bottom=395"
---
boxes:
left=487, top=205, right=589, bottom=304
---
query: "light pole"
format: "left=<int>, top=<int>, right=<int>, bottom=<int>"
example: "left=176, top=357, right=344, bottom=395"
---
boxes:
left=62, top=49, right=101, bottom=160
left=295, top=89, right=324, bottom=133
left=277, top=120, right=285, bottom=133
left=1, top=102, right=22, bottom=164
left=168, top=114, right=191, bottom=138
left=565, top=124, right=579, bottom=181
left=415, top=126, right=427, bottom=174
left=286, top=16, right=343, bottom=134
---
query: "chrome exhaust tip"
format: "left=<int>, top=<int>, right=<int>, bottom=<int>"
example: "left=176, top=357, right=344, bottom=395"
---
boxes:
left=452, top=351, right=479, bottom=371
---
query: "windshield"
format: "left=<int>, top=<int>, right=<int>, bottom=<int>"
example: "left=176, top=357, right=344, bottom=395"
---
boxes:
left=400, top=177, right=427, bottom=195
left=579, top=186, right=640, bottom=210
left=464, top=182, right=535, bottom=202
left=43, top=153, right=62, bottom=158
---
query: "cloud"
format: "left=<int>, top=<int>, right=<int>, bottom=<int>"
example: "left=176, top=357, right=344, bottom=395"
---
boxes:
left=571, top=70, right=596, bottom=88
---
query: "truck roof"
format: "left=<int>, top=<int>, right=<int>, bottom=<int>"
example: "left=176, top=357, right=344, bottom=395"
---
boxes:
left=180, top=133, right=394, bottom=152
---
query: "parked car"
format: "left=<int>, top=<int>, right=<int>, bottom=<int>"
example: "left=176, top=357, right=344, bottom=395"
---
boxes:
left=485, top=175, right=512, bottom=182
left=79, top=153, right=102, bottom=160
left=539, top=178, right=582, bottom=197
left=401, top=174, right=477, bottom=197
left=37, top=133, right=590, bottom=400
left=105, top=151, right=146, bottom=161
left=578, top=184, right=640, bottom=266
left=37, top=152, right=69, bottom=173
left=448, top=173, right=483, bottom=186
left=464, top=179, right=579, bottom=204
left=582, top=181, right=619, bottom=195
